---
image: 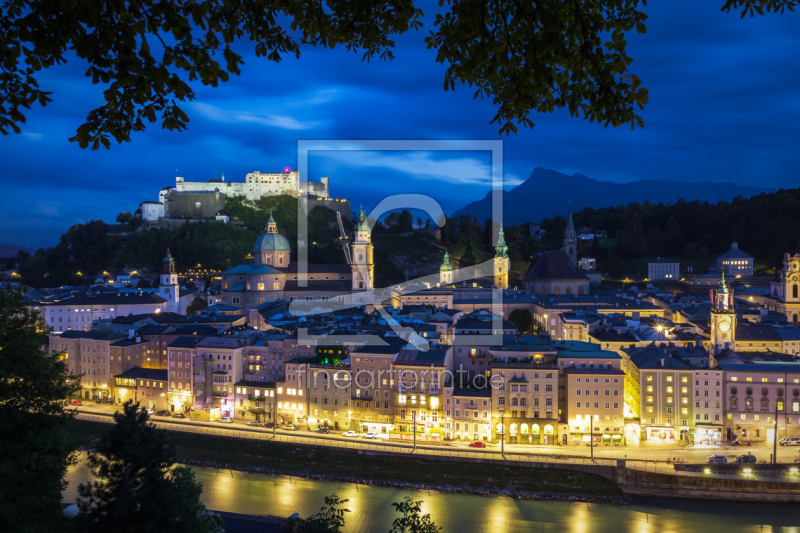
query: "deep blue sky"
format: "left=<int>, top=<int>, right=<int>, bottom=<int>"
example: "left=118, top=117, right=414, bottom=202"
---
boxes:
left=2, top=2, right=799, bottom=249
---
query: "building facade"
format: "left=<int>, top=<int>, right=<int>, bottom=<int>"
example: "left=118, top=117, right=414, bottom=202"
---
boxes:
left=717, top=240, right=754, bottom=277
left=562, top=366, right=626, bottom=446
left=648, top=258, right=679, bottom=281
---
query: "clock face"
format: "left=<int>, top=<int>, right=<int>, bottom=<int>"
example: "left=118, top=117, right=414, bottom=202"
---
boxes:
left=719, top=320, right=731, bottom=333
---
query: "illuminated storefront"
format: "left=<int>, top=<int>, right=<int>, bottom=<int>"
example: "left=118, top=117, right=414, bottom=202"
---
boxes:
left=646, top=426, right=677, bottom=442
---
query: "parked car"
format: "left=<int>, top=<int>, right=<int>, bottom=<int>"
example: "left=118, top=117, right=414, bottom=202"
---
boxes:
left=142, top=408, right=154, bottom=415
left=342, top=430, right=358, bottom=437
left=362, top=432, right=378, bottom=439
left=217, top=417, right=233, bottom=424
left=172, top=412, right=186, bottom=419
left=246, top=420, right=263, bottom=427
left=706, top=454, right=727, bottom=464
left=154, top=410, right=171, bottom=417
left=263, top=422, right=276, bottom=428
left=70, top=400, right=82, bottom=406
left=283, top=424, right=299, bottom=431
left=468, top=441, right=487, bottom=448
left=316, top=427, right=330, bottom=434
left=735, top=454, right=757, bottom=464
left=780, top=436, right=800, bottom=446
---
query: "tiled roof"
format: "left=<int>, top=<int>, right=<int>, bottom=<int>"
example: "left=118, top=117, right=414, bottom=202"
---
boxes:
left=394, top=348, right=448, bottom=365
left=55, top=330, right=124, bottom=341
left=277, top=262, right=352, bottom=274
left=562, top=366, right=626, bottom=375
left=629, top=348, right=696, bottom=370
left=525, top=250, right=588, bottom=281
left=114, top=367, right=168, bottom=380
left=168, top=336, right=206, bottom=349
left=45, top=294, right=166, bottom=306
left=719, top=362, right=800, bottom=373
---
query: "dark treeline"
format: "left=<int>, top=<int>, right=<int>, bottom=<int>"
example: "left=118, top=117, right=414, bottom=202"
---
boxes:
left=9, top=188, right=799, bottom=288
left=10, top=196, right=351, bottom=288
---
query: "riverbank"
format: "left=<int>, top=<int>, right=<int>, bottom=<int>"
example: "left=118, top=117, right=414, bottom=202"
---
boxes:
left=68, top=419, right=629, bottom=504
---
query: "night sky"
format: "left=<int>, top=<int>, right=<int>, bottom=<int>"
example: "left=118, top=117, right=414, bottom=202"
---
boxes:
left=2, top=1, right=799, bottom=249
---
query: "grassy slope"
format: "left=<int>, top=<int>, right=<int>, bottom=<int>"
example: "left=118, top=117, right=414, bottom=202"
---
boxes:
left=67, top=420, right=621, bottom=496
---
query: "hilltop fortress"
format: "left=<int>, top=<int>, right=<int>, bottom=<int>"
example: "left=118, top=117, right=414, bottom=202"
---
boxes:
left=174, top=170, right=329, bottom=201
left=139, top=170, right=344, bottom=226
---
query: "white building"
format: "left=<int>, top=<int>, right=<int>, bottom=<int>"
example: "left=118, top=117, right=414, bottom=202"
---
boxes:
left=648, top=258, right=679, bottom=281
left=692, top=369, right=723, bottom=444
left=717, top=240, right=754, bottom=277
left=42, top=293, right=167, bottom=334
left=139, top=201, right=164, bottom=222
left=172, top=170, right=329, bottom=201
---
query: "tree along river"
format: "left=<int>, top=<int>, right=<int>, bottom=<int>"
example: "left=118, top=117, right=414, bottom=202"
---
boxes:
left=63, top=455, right=800, bottom=532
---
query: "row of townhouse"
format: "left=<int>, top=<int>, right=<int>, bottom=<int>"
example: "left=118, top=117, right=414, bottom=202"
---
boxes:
left=51, top=323, right=800, bottom=446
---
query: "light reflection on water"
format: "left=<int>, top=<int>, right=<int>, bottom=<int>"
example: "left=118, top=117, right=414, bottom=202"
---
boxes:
left=63, top=455, right=800, bottom=533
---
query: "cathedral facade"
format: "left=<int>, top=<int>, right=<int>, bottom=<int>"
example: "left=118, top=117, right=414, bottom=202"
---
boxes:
left=768, top=240, right=800, bottom=324
left=218, top=212, right=373, bottom=311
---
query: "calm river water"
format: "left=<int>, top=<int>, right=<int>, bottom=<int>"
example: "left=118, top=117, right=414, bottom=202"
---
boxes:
left=63, top=455, right=800, bottom=532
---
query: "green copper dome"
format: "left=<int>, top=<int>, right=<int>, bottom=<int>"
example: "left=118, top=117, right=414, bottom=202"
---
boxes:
left=494, top=226, right=508, bottom=258
left=254, top=215, right=291, bottom=252
left=356, top=206, right=370, bottom=232
left=254, top=233, right=291, bottom=253
left=718, top=270, right=729, bottom=294
left=163, top=249, right=174, bottom=263
left=440, top=250, right=454, bottom=272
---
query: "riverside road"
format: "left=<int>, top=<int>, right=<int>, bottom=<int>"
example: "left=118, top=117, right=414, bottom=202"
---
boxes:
left=74, top=403, right=800, bottom=466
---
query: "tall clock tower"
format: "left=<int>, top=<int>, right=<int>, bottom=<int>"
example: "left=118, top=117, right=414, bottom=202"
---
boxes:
left=159, top=250, right=179, bottom=313
left=350, top=207, right=374, bottom=291
left=710, top=271, right=736, bottom=356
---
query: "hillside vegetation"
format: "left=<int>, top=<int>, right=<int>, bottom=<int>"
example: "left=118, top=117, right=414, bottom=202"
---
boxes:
left=536, top=187, right=800, bottom=278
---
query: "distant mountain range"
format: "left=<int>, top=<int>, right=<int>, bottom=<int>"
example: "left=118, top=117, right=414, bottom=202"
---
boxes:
left=0, top=244, right=36, bottom=258
left=452, top=168, right=776, bottom=225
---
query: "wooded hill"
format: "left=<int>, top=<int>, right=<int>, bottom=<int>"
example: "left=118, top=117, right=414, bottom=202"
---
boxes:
left=9, top=186, right=799, bottom=288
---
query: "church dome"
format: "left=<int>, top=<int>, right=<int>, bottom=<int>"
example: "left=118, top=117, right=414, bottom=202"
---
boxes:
left=440, top=251, right=453, bottom=272
left=254, top=231, right=291, bottom=253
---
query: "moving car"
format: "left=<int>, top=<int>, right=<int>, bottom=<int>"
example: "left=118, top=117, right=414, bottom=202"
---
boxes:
left=362, top=432, right=378, bottom=439
left=706, top=454, right=727, bottom=464
left=283, top=424, right=299, bottom=431
left=780, top=436, right=800, bottom=446
left=316, top=427, right=330, bottom=434
left=468, top=441, right=487, bottom=448
left=342, top=430, right=358, bottom=437
left=217, top=417, right=233, bottom=423
left=246, top=420, right=263, bottom=427
left=263, top=422, right=276, bottom=428
left=735, top=454, right=757, bottom=464
left=70, top=400, right=82, bottom=406
left=172, top=412, right=186, bottom=419
left=154, top=410, right=171, bottom=417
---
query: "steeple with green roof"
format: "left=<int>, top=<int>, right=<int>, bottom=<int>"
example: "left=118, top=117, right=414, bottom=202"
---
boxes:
left=494, top=226, right=508, bottom=258
left=440, top=250, right=454, bottom=272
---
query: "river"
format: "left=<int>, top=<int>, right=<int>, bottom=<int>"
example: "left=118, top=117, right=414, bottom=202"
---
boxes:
left=63, top=455, right=800, bottom=532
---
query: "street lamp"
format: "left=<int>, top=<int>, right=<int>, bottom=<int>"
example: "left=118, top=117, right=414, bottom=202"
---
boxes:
left=498, top=407, right=505, bottom=457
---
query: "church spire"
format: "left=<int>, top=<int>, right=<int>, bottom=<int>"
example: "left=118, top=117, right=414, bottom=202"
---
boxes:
left=495, top=226, right=508, bottom=258
left=266, top=212, right=277, bottom=233
left=563, top=202, right=577, bottom=268
left=565, top=201, right=575, bottom=234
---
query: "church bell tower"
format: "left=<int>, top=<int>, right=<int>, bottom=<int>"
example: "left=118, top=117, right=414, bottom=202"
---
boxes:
left=351, top=207, right=374, bottom=291
left=564, top=202, right=577, bottom=268
left=493, top=226, right=509, bottom=289
left=159, top=249, right=179, bottom=313
left=710, top=271, right=736, bottom=355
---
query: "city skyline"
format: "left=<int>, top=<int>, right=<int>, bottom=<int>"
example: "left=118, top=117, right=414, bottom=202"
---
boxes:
left=3, top=1, right=800, bottom=248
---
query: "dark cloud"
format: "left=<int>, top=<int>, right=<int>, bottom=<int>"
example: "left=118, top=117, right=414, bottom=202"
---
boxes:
left=2, top=1, right=798, bottom=248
